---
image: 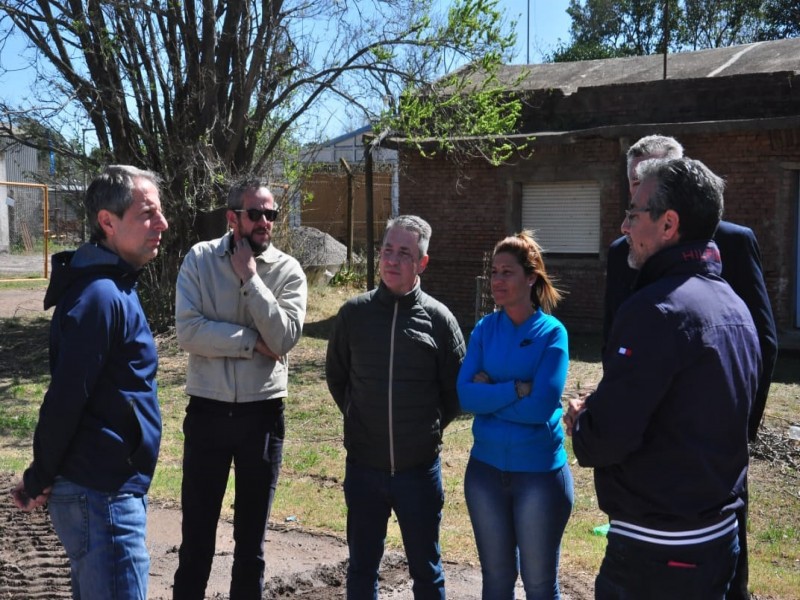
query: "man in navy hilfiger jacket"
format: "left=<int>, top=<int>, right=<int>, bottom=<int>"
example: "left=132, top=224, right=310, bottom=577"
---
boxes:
left=602, top=135, right=778, bottom=600
left=565, top=158, right=761, bottom=600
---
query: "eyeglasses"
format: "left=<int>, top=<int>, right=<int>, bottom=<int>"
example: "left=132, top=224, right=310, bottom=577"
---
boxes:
left=623, top=206, right=653, bottom=222
left=235, top=208, right=279, bottom=222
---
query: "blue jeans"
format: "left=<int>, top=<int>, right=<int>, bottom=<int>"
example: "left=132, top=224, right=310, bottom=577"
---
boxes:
left=47, top=477, right=149, bottom=600
left=173, top=397, right=284, bottom=600
left=344, top=456, right=445, bottom=600
left=464, top=457, right=574, bottom=600
left=595, top=528, right=739, bottom=600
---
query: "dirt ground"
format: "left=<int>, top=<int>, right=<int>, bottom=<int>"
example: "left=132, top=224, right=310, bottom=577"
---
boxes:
left=0, top=470, right=595, bottom=599
left=0, top=282, right=596, bottom=599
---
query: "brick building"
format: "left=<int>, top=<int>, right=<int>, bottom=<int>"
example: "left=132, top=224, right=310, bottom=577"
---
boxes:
left=390, top=38, right=800, bottom=345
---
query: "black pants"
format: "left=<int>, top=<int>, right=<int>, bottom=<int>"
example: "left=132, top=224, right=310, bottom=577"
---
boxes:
left=173, top=397, right=285, bottom=600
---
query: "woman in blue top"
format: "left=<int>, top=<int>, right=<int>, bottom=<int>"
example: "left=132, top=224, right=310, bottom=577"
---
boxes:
left=458, top=231, right=573, bottom=599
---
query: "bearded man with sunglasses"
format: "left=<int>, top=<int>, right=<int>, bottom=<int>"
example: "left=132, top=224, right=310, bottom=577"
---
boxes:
left=173, top=177, right=307, bottom=600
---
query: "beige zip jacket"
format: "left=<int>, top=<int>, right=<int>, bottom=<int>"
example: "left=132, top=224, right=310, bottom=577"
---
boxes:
left=176, top=233, right=307, bottom=403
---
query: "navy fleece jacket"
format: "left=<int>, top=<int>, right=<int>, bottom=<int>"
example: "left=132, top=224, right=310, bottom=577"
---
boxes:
left=23, top=243, right=161, bottom=498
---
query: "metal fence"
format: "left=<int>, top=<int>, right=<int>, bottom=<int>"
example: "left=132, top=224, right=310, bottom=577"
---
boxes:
left=1, top=181, right=85, bottom=276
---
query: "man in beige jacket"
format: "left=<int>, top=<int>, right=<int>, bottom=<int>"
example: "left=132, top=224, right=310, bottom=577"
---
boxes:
left=173, top=177, right=307, bottom=600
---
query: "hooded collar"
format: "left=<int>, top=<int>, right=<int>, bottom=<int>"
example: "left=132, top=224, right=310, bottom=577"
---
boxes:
left=44, top=243, right=139, bottom=310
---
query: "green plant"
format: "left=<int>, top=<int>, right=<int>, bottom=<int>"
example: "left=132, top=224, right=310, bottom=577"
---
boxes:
left=330, top=264, right=368, bottom=288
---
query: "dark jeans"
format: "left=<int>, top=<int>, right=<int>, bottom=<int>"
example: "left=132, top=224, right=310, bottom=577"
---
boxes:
left=464, top=458, right=574, bottom=600
left=595, top=528, right=739, bottom=600
left=344, top=456, right=445, bottom=600
left=727, top=486, right=749, bottom=600
left=173, top=397, right=284, bottom=600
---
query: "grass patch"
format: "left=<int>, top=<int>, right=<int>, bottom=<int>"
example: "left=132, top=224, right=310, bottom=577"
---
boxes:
left=1, top=282, right=798, bottom=598
left=0, top=279, right=50, bottom=291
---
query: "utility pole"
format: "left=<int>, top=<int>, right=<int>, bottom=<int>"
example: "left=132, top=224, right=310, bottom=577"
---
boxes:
left=527, top=0, right=530, bottom=64
left=663, top=0, right=669, bottom=79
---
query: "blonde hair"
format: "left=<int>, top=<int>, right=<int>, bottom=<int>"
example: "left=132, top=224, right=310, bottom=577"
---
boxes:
left=493, top=230, right=563, bottom=314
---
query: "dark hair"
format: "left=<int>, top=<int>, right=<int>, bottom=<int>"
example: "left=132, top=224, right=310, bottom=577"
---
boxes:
left=227, top=177, right=274, bottom=210
left=493, top=230, right=563, bottom=313
left=86, top=165, right=161, bottom=242
left=637, top=157, right=724, bottom=241
left=383, top=215, right=432, bottom=258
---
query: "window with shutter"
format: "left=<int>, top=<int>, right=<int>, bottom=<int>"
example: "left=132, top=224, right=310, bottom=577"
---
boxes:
left=521, top=181, right=600, bottom=254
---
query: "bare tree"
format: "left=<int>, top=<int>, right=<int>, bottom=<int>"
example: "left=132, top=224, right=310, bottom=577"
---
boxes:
left=0, top=0, right=516, bottom=328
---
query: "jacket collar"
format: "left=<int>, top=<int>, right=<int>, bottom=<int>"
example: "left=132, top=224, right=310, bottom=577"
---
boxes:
left=375, top=278, right=423, bottom=308
left=634, top=239, right=722, bottom=292
left=44, top=243, right=138, bottom=309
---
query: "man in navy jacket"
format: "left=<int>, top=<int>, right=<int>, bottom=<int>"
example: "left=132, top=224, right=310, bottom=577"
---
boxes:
left=567, top=158, right=761, bottom=599
left=11, top=166, right=169, bottom=600
left=602, top=135, right=778, bottom=600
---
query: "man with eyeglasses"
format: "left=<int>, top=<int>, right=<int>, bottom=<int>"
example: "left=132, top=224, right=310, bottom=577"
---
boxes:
left=173, top=177, right=307, bottom=599
left=603, top=135, right=778, bottom=600
left=567, top=158, right=760, bottom=599
left=326, top=215, right=466, bottom=599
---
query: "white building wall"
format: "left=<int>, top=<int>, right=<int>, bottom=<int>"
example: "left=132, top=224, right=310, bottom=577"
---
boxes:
left=0, top=139, right=40, bottom=252
left=0, top=155, right=8, bottom=252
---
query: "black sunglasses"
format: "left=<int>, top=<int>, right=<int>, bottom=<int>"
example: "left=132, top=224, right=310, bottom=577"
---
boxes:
left=234, top=208, right=279, bottom=222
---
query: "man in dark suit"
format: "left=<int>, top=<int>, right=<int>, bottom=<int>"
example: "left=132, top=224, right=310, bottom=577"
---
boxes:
left=603, top=135, right=779, bottom=600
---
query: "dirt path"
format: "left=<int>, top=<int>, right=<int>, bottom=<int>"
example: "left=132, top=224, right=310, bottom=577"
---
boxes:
left=0, top=287, right=49, bottom=319
left=1, top=473, right=594, bottom=599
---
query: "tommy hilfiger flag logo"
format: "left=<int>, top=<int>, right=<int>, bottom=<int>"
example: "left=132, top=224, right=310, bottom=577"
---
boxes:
left=618, top=347, right=633, bottom=356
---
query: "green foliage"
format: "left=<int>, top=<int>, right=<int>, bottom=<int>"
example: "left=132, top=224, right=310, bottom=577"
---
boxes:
left=566, top=0, right=680, bottom=56
left=0, top=410, right=37, bottom=438
left=680, top=0, right=766, bottom=49
left=548, top=40, right=633, bottom=63
left=388, top=73, right=528, bottom=166
left=760, top=0, right=800, bottom=38
left=376, top=0, right=531, bottom=168
left=552, top=0, right=798, bottom=62
left=330, top=264, right=368, bottom=288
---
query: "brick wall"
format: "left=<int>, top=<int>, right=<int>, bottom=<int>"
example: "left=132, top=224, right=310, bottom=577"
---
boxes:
left=520, top=73, right=799, bottom=132
left=399, top=127, right=800, bottom=337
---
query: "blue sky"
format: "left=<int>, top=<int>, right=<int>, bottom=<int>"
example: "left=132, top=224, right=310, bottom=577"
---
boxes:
left=0, top=1, right=572, bottom=144
left=501, top=0, right=572, bottom=63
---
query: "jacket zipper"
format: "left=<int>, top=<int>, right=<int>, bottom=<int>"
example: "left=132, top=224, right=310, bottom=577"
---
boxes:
left=388, top=300, right=398, bottom=475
